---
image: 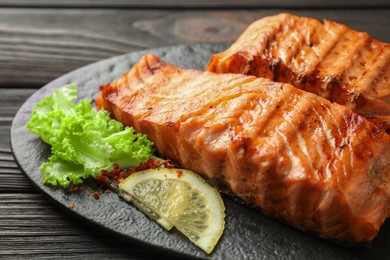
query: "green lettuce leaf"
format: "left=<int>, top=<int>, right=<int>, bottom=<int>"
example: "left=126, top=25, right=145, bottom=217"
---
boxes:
left=105, top=127, right=154, bottom=168
left=40, top=155, right=86, bottom=188
left=26, top=84, right=154, bottom=188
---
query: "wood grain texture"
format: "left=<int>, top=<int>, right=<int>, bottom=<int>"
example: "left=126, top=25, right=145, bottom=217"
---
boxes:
left=0, top=89, right=36, bottom=192
left=0, top=89, right=36, bottom=149
left=0, top=150, right=33, bottom=193
left=1, top=5, right=390, bottom=260
left=0, top=0, right=387, bottom=8
left=0, top=193, right=172, bottom=259
left=0, top=9, right=388, bottom=88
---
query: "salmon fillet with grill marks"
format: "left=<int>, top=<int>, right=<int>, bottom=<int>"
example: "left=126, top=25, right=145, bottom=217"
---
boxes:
left=96, top=54, right=390, bottom=244
left=206, top=13, right=390, bottom=131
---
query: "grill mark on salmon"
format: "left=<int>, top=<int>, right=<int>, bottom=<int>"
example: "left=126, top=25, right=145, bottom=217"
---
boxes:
left=97, top=54, right=390, bottom=244
left=206, top=13, right=390, bottom=131
left=283, top=17, right=320, bottom=78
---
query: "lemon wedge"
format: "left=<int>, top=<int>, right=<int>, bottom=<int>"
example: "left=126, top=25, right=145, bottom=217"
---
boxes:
left=119, top=168, right=226, bottom=254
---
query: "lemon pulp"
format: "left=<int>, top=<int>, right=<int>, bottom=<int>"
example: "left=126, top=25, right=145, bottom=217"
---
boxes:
left=119, top=168, right=225, bottom=254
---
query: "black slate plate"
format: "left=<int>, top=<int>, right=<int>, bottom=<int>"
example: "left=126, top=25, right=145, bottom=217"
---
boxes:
left=10, top=44, right=389, bottom=260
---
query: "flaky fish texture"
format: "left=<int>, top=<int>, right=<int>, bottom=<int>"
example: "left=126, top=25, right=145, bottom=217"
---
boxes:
left=207, top=13, right=390, bottom=131
left=97, top=54, right=390, bottom=244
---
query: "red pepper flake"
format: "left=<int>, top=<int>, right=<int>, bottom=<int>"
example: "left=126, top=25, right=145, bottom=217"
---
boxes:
left=135, top=158, right=157, bottom=171
left=71, top=158, right=179, bottom=201
left=95, top=175, right=111, bottom=186
left=79, top=186, right=87, bottom=192
left=163, top=161, right=174, bottom=168
left=176, top=170, right=183, bottom=178
left=69, top=202, right=75, bottom=209
left=140, top=158, right=173, bottom=171
left=93, top=191, right=100, bottom=200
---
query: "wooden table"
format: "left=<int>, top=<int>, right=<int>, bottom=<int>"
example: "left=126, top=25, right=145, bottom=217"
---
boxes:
left=1, top=1, right=389, bottom=259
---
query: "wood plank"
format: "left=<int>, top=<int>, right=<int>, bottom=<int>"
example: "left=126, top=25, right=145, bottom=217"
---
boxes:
left=0, top=125, right=12, bottom=152
left=0, top=150, right=34, bottom=192
left=0, top=193, right=168, bottom=259
left=0, top=9, right=388, bottom=88
left=0, top=88, right=36, bottom=152
left=0, top=0, right=387, bottom=8
left=0, top=88, right=38, bottom=192
left=0, top=89, right=36, bottom=117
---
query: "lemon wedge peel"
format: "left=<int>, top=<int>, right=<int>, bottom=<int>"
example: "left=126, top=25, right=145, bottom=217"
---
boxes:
left=119, top=168, right=226, bottom=254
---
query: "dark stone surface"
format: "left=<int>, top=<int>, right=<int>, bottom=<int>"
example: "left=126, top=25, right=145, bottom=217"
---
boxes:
left=10, top=44, right=373, bottom=259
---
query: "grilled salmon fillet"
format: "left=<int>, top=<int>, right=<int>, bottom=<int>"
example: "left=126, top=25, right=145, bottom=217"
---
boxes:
left=206, top=13, right=390, bottom=130
left=96, top=54, right=390, bottom=244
